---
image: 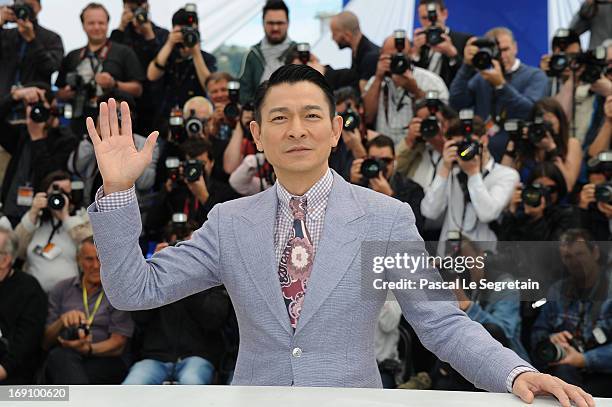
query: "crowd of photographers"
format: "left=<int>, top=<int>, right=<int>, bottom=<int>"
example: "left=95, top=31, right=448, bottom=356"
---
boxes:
left=0, top=0, right=611, bottom=396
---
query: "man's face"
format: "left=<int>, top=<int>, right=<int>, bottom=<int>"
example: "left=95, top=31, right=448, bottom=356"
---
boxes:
left=559, top=240, right=599, bottom=281
left=79, top=242, right=101, bottom=287
left=263, top=10, right=288, bottom=45
left=192, top=151, right=214, bottom=177
left=496, top=34, right=517, bottom=71
left=206, top=79, right=229, bottom=105
left=417, top=4, right=448, bottom=28
left=330, top=18, right=351, bottom=50
left=367, top=145, right=395, bottom=179
left=250, top=81, right=341, bottom=179
left=82, top=8, right=108, bottom=44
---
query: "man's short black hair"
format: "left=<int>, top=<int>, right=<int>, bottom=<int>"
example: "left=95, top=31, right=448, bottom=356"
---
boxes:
left=366, top=135, right=395, bottom=156
left=253, top=64, right=335, bottom=125
left=527, top=161, right=568, bottom=199
left=172, top=7, right=198, bottom=26
left=263, top=0, right=289, bottom=21
left=180, top=137, right=213, bottom=161
left=334, top=86, right=361, bottom=108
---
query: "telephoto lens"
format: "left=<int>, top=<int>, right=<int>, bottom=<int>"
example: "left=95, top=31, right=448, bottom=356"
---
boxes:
left=47, top=185, right=66, bottom=211
left=534, top=340, right=566, bottom=364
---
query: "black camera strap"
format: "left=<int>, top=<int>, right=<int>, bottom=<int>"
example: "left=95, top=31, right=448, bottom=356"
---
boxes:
left=46, top=218, right=63, bottom=246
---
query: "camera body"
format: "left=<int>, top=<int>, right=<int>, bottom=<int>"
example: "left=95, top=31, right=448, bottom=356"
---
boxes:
left=587, top=151, right=612, bottom=176
left=420, top=91, right=441, bottom=140
left=454, top=109, right=480, bottom=161
left=595, top=182, right=612, bottom=204
left=575, top=46, right=607, bottom=84
left=296, top=43, right=310, bottom=64
left=224, top=81, right=241, bottom=120
left=47, top=185, right=66, bottom=211
left=29, top=102, right=50, bottom=123
left=184, top=109, right=203, bottom=136
left=59, top=323, right=90, bottom=341
left=548, top=53, right=571, bottom=77
left=165, top=157, right=203, bottom=184
left=9, top=1, right=34, bottom=21
left=526, top=116, right=552, bottom=145
left=181, top=27, right=200, bottom=48
left=133, top=7, right=148, bottom=24
left=504, top=119, right=526, bottom=143
left=339, top=104, right=360, bottom=132
left=424, top=3, right=445, bottom=46
left=521, top=183, right=550, bottom=207
left=390, top=30, right=412, bottom=75
left=360, top=158, right=387, bottom=179
left=472, top=37, right=499, bottom=70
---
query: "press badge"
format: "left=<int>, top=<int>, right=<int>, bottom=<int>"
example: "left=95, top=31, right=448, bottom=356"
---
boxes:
left=17, top=186, right=34, bottom=206
left=34, top=243, right=62, bottom=260
left=593, top=327, right=607, bottom=345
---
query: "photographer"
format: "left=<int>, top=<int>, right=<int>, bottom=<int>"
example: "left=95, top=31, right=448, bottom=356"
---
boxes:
left=499, top=162, right=577, bottom=241
left=449, top=27, right=548, bottom=161
left=431, top=238, right=530, bottom=391
left=362, top=32, right=448, bottom=147
left=411, top=0, right=472, bottom=87
left=110, top=0, right=169, bottom=135
left=328, top=86, right=368, bottom=180
left=502, top=98, right=582, bottom=192
left=43, top=236, right=133, bottom=384
left=329, top=10, right=379, bottom=93
left=531, top=229, right=612, bottom=397
left=147, top=138, right=239, bottom=238
left=14, top=171, right=92, bottom=292
left=541, top=31, right=611, bottom=143
left=574, top=152, right=612, bottom=240
left=396, top=95, right=456, bottom=189
left=0, top=84, right=77, bottom=227
left=420, top=114, right=518, bottom=255
left=350, top=135, right=424, bottom=233
left=123, top=221, right=231, bottom=385
left=147, top=5, right=216, bottom=122
left=588, top=94, right=612, bottom=159
left=0, top=227, right=47, bottom=384
left=55, top=3, right=144, bottom=136
left=205, top=72, right=235, bottom=147
left=569, top=0, right=612, bottom=50
left=0, top=0, right=63, bottom=96
left=67, top=91, right=159, bottom=207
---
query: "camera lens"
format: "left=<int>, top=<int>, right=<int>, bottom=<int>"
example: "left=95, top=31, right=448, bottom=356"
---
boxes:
left=134, top=7, right=148, bottom=23
left=473, top=50, right=493, bottom=70
left=340, top=109, right=360, bottom=132
left=521, top=185, right=544, bottom=207
left=455, top=140, right=478, bottom=161
left=360, top=158, right=382, bottom=179
left=47, top=188, right=66, bottom=211
left=390, top=53, right=410, bottom=75
left=420, top=117, right=439, bottom=140
left=183, top=159, right=203, bottom=183
left=30, top=102, right=50, bottom=123
left=549, top=54, right=569, bottom=76
left=185, top=117, right=203, bottom=135
left=595, top=184, right=612, bottom=204
left=535, top=340, right=566, bottom=364
left=181, top=27, right=199, bottom=48
left=426, top=27, right=444, bottom=46
left=224, top=103, right=240, bottom=120
left=527, top=121, right=547, bottom=145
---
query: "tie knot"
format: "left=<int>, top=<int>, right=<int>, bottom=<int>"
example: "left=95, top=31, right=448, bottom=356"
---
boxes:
left=289, top=197, right=307, bottom=221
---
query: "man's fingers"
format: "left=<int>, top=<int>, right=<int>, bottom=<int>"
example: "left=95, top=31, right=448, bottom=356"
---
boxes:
left=108, top=98, right=120, bottom=137
left=86, top=117, right=101, bottom=146
left=514, top=380, right=535, bottom=404
left=549, top=382, right=571, bottom=407
left=120, top=101, right=132, bottom=136
left=99, top=102, right=110, bottom=140
left=142, top=131, right=159, bottom=158
left=578, top=388, right=596, bottom=407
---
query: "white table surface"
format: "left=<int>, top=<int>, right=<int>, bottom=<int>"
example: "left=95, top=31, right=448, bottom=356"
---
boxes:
left=2, top=385, right=611, bottom=407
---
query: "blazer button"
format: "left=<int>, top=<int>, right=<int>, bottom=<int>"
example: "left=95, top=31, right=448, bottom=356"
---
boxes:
left=292, top=347, right=302, bottom=358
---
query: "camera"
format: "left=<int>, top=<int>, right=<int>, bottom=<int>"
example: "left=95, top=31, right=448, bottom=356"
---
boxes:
left=9, top=1, right=33, bottom=21
left=65, top=72, right=84, bottom=90
left=548, top=53, right=571, bottom=77
left=390, top=29, right=412, bottom=75
left=181, top=27, right=199, bottom=48
left=587, top=151, right=612, bottom=175
left=454, top=109, right=480, bottom=161
left=165, top=157, right=203, bottom=183
left=504, top=119, right=526, bottom=143
left=339, top=104, right=360, bottom=132
left=423, top=3, right=445, bottom=46
left=184, top=109, right=203, bottom=136
left=527, top=116, right=552, bottom=145
left=59, top=323, right=90, bottom=341
left=296, top=43, right=310, bottom=64
left=420, top=91, right=441, bottom=140
left=535, top=337, right=585, bottom=364
left=47, top=185, right=66, bottom=211
left=133, top=7, right=148, bottom=24
left=224, top=81, right=241, bottom=120
left=595, top=182, right=612, bottom=204
left=168, top=106, right=186, bottom=144
left=472, top=37, right=499, bottom=70
left=360, top=158, right=386, bottom=179
left=575, top=46, right=606, bottom=84
left=30, top=102, right=50, bottom=123
left=521, top=183, right=550, bottom=207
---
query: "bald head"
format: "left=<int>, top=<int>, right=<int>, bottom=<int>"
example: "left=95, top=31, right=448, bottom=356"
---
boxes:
left=183, top=96, right=213, bottom=120
left=381, top=35, right=411, bottom=55
left=330, top=11, right=363, bottom=50
left=332, top=11, right=360, bottom=34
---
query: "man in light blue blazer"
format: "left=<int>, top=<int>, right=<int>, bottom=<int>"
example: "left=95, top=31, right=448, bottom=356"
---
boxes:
left=85, top=64, right=593, bottom=407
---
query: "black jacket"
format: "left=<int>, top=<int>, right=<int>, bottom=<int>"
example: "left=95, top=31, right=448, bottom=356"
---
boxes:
left=130, top=287, right=231, bottom=367
left=415, top=29, right=472, bottom=87
left=0, top=269, right=47, bottom=384
left=575, top=206, right=611, bottom=241
left=0, top=21, right=64, bottom=95
left=498, top=204, right=579, bottom=241
left=0, top=96, right=78, bottom=226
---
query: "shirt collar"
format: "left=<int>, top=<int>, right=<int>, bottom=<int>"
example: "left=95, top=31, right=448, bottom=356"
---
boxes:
left=276, top=169, right=333, bottom=221
left=508, top=58, right=521, bottom=74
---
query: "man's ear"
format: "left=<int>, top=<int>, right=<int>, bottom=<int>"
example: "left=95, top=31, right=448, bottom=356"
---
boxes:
left=331, top=115, right=343, bottom=148
left=250, top=120, right=264, bottom=152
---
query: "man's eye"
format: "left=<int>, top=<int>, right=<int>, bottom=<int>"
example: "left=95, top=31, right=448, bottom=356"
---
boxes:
left=271, top=116, right=286, bottom=121
left=306, top=113, right=321, bottom=119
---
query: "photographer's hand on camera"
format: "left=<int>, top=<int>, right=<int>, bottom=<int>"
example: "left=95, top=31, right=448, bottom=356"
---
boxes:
left=60, top=310, right=87, bottom=330
left=350, top=158, right=364, bottom=184
left=375, top=54, right=391, bottom=80
left=369, top=172, right=394, bottom=196
left=25, top=104, right=48, bottom=141
left=185, top=175, right=209, bottom=205
left=405, top=117, right=422, bottom=150
left=95, top=72, right=117, bottom=91
left=11, top=86, right=45, bottom=104
left=431, top=33, right=458, bottom=58
left=118, top=5, right=134, bottom=31
left=590, top=74, right=612, bottom=98
left=507, top=183, right=522, bottom=215
left=411, top=28, right=427, bottom=57
left=57, top=328, right=93, bottom=355
left=456, top=149, right=481, bottom=176
left=480, top=60, right=506, bottom=88
left=463, top=37, right=478, bottom=67
left=579, top=184, right=596, bottom=209
left=17, top=17, right=35, bottom=42
left=27, top=192, right=47, bottom=224
left=540, top=54, right=551, bottom=73
left=524, top=194, right=546, bottom=220
left=440, top=139, right=458, bottom=178
left=0, top=6, right=16, bottom=25
left=393, top=69, right=425, bottom=99
left=341, top=128, right=366, bottom=158
left=549, top=339, right=586, bottom=369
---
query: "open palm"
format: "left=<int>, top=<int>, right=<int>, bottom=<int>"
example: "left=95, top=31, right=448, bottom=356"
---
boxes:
left=85, top=98, right=158, bottom=195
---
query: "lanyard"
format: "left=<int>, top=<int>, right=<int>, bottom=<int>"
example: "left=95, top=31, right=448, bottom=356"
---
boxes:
left=46, top=219, right=63, bottom=246
left=82, top=280, right=104, bottom=326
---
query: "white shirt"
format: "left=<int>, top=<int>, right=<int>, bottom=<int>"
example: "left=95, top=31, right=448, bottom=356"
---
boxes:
left=365, top=67, right=449, bottom=147
left=420, top=158, right=519, bottom=255
left=411, top=145, right=443, bottom=189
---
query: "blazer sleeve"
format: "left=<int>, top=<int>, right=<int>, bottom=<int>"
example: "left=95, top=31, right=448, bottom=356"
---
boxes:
left=87, top=198, right=223, bottom=311
left=386, top=202, right=532, bottom=393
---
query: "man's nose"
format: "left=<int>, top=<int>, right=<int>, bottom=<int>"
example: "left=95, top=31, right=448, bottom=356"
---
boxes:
left=287, top=118, right=307, bottom=139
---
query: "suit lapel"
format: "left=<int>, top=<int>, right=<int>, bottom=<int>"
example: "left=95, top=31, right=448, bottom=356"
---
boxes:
left=295, top=173, right=367, bottom=335
left=233, top=185, right=293, bottom=335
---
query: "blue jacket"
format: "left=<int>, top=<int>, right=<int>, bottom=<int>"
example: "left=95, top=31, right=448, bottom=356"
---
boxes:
left=531, top=275, right=612, bottom=373
left=449, top=63, right=548, bottom=160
